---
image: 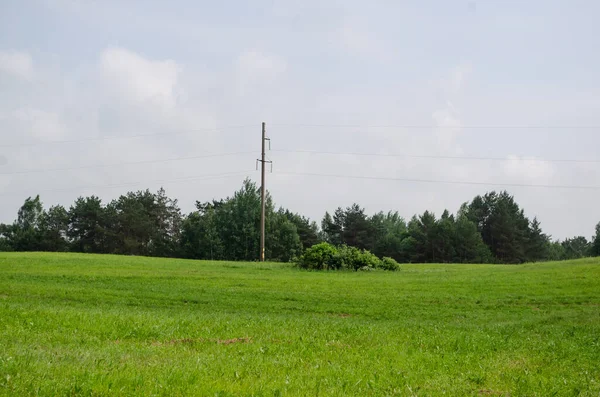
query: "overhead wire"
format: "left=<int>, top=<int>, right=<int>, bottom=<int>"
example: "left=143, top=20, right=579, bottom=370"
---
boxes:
left=269, top=123, right=600, bottom=129
left=1, top=148, right=595, bottom=176
left=3, top=123, right=597, bottom=149
left=273, top=171, right=600, bottom=190
left=0, top=125, right=254, bottom=148
left=0, top=151, right=255, bottom=175
left=1, top=122, right=598, bottom=196
left=0, top=170, right=254, bottom=197
left=271, top=149, right=600, bottom=164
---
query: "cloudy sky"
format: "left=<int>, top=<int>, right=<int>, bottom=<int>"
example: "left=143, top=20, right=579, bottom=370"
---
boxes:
left=1, top=0, right=599, bottom=240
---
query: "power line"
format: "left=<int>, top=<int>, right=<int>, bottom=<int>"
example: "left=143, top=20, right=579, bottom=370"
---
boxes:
left=274, top=171, right=600, bottom=190
left=272, top=149, right=600, bottom=165
left=0, top=125, right=253, bottom=148
left=3, top=123, right=596, bottom=148
left=0, top=151, right=255, bottom=175
left=0, top=170, right=253, bottom=197
left=269, top=123, right=600, bottom=129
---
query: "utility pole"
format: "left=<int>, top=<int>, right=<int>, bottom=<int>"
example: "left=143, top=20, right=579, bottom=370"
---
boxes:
left=257, top=122, right=271, bottom=262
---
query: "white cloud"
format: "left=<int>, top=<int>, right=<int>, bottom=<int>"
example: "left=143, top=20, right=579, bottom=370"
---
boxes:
left=231, top=50, right=288, bottom=102
left=503, top=155, right=555, bottom=183
left=0, top=50, right=34, bottom=80
left=237, top=50, right=287, bottom=76
left=100, top=47, right=181, bottom=109
left=1, top=1, right=600, bottom=241
left=331, top=16, right=389, bottom=60
left=430, top=63, right=468, bottom=156
left=236, top=50, right=287, bottom=90
left=432, top=101, right=463, bottom=153
left=12, top=108, right=66, bottom=140
left=450, top=63, right=472, bottom=92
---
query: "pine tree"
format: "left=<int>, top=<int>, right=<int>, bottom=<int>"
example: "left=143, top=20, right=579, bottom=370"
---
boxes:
left=321, top=211, right=342, bottom=245
left=466, top=191, right=531, bottom=263
left=453, top=214, right=492, bottom=263
left=526, top=217, right=550, bottom=262
left=40, top=205, right=69, bottom=252
left=341, top=203, right=373, bottom=250
left=68, top=196, right=107, bottom=253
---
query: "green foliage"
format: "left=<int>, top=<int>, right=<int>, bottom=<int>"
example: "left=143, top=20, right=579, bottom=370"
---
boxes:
left=114, top=188, right=182, bottom=257
left=68, top=196, right=109, bottom=253
left=112, top=190, right=157, bottom=256
left=561, top=236, right=591, bottom=259
left=17, top=195, right=44, bottom=230
left=266, top=210, right=303, bottom=262
left=453, top=212, right=493, bottom=263
left=321, top=204, right=374, bottom=250
left=10, top=196, right=45, bottom=251
left=1, top=183, right=598, bottom=266
left=147, top=188, right=182, bottom=257
left=179, top=179, right=303, bottom=262
left=546, top=240, right=566, bottom=261
left=340, top=204, right=374, bottom=250
left=39, top=205, right=69, bottom=252
left=592, top=222, right=600, bottom=257
left=321, top=211, right=342, bottom=246
left=297, top=243, right=399, bottom=271
left=401, top=210, right=491, bottom=264
left=214, top=179, right=264, bottom=261
left=371, top=211, right=408, bottom=261
left=1, top=199, right=70, bottom=253
left=525, top=217, right=550, bottom=262
left=2, top=252, right=600, bottom=396
left=282, top=210, right=321, bottom=250
left=0, top=224, right=13, bottom=252
left=379, top=256, right=401, bottom=271
left=296, top=242, right=340, bottom=270
left=179, top=209, right=223, bottom=260
left=406, top=212, right=433, bottom=262
left=465, top=191, right=532, bottom=263
left=337, top=245, right=382, bottom=270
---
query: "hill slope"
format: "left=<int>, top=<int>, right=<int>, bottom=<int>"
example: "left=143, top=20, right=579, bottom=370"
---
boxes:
left=1, top=252, right=599, bottom=396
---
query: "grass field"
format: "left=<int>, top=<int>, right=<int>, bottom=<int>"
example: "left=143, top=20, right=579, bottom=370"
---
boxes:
left=0, top=253, right=599, bottom=396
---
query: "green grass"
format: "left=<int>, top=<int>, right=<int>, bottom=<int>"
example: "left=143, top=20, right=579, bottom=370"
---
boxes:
left=0, top=253, right=599, bottom=396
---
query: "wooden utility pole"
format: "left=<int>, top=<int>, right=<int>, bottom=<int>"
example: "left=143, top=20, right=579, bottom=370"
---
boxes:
left=258, top=122, right=271, bottom=262
left=260, top=122, right=266, bottom=261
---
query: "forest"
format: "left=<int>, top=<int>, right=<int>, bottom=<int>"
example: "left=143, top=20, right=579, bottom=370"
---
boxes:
left=1, top=179, right=599, bottom=264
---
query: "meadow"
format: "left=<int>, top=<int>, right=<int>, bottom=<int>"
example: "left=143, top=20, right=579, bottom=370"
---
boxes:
left=0, top=252, right=599, bottom=396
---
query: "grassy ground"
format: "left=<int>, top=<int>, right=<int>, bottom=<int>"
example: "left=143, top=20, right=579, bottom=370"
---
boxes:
left=0, top=253, right=599, bottom=396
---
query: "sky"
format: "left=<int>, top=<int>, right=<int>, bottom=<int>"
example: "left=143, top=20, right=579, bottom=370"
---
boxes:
left=1, top=0, right=599, bottom=240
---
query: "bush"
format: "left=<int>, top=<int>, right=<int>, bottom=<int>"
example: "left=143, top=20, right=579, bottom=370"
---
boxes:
left=338, top=245, right=381, bottom=270
left=297, top=243, right=399, bottom=271
left=296, top=242, right=340, bottom=270
left=336, top=245, right=361, bottom=270
left=358, top=249, right=383, bottom=270
left=379, top=257, right=401, bottom=271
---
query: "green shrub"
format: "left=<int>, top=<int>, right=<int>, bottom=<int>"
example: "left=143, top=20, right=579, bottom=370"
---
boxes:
left=337, top=245, right=362, bottom=270
left=337, top=246, right=380, bottom=270
left=379, top=257, right=401, bottom=271
left=358, top=249, right=383, bottom=270
left=297, top=243, right=400, bottom=272
left=296, top=242, right=340, bottom=270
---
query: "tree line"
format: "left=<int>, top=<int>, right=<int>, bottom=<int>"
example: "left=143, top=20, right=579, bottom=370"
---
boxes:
left=1, top=179, right=599, bottom=263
